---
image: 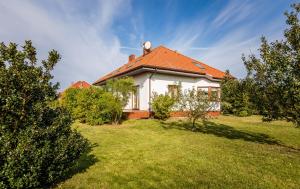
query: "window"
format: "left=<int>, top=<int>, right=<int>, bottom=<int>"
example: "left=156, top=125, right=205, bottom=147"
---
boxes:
left=210, top=87, right=221, bottom=101
left=193, top=62, right=205, bottom=70
left=168, top=85, right=179, bottom=98
left=197, top=87, right=220, bottom=101
left=132, top=85, right=139, bottom=109
left=197, top=87, right=209, bottom=97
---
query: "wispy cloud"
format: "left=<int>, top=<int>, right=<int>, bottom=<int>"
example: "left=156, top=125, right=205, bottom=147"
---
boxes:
left=166, top=0, right=286, bottom=78
left=0, top=0, right=131, bottom=90
left=212, top=0, right=254, bottom=28
left=120, top=46, right=140, bottom=51
left=0, top=0, right=291, bottom=86
left=167, top=19, right=205, bottom=53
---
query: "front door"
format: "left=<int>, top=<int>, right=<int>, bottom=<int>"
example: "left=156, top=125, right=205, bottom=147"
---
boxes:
left=132, top=85, right=139, bottom=110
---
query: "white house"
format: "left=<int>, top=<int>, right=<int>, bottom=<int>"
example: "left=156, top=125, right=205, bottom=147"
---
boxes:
left=93, top=42, right=226, bottom=119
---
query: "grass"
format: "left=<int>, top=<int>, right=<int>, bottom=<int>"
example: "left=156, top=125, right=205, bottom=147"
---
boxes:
left=56, top=116, right=300, bottom=189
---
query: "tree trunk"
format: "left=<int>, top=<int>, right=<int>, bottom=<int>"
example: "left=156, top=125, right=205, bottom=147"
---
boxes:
left=192, top=118, right=196, bottom=130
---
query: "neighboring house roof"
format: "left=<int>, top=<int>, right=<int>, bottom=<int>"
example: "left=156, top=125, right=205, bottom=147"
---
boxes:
left=70, top=81, right=91, bottom=89
left=93, top=45, right=226, bottom=85
left=58, top=81, right=90, bottom=98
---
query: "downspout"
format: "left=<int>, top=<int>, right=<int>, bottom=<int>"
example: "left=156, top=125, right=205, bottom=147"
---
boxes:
left=148, top=69, right=157, bottom=113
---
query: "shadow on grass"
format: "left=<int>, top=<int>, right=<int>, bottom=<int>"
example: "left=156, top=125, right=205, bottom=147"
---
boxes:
left=52, top=143, right=98, bottom=188
left=69, top=143, right=99, bottom=175
left=161, top=120, right=299, bottom=151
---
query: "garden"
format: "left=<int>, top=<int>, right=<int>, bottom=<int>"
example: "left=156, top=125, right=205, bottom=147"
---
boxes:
left=56, top=116, right=300, bottom=189
left=0, top=3, right=299, bottom=189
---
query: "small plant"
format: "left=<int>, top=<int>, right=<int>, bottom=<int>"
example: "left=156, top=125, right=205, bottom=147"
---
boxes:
left=151, top=93, right=175, bottom=120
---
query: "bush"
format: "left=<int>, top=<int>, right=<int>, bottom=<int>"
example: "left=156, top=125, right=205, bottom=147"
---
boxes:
left=237, top=110, right=249, bottom=117
left=221, top=71, right=255, bottom=117
left=151, top=93, right=175, bottom=120
left=0, top=41, right=90, bottom=188
left=87, top=91, right=123, bottom=125
left=62, top=87, right=123, bottom=125
left=221, top=101, right=232, bottom=115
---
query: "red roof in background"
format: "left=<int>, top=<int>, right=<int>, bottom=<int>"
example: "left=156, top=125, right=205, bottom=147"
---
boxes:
left=93, top=45, right=226, bottom=85
left=70, top=81, right=91, bottom=89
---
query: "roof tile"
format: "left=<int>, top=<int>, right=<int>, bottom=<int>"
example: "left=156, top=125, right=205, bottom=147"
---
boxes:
left=94, top=46, right=225, bottom=84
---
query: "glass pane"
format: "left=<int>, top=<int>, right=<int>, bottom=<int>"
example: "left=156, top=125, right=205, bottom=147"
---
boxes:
left=133, top=86, right=139, bottom=109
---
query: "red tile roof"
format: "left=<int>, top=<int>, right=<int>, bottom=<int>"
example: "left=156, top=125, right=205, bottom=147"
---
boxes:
left=93, top=45, right=226, bottom=85
left=70, top=81, right=90, bottom=89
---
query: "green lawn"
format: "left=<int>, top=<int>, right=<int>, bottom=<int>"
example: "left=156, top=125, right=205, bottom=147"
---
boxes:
left=57, top=116, right=300, bottom=189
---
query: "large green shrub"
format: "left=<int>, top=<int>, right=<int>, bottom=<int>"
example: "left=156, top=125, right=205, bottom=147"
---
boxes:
left=221, top=71, right=255, bottom=116
left=62, top=87, right=123, bottom=125
left=61, top=88, right=80, bottom=113
left=151, top=93, right=175, bottom=120
left=220, top=101, right=232, bottom=115
left=0, top=41, right=90, bottom=188
left=86, top=91, right=123, bottom=125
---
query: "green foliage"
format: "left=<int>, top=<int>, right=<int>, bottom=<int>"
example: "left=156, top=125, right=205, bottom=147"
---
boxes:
left=62, top=88, right=83, bottom=120
left=0, top=41, right=90, bottom=188
left=151, top=93, right=175, bottom=120
left=62, top=78, right=132, bottom=125
left=179, top=88, right=213, bottom=128
left=221, top=71, right=255, bottom=116
left=105, top=77, right=135, bottom=107
left=238, top=110, right=249, bottom=117
left=62, top=87, right=123, bottom=125
left=86, top=91, right=123, bottom=125
left=242, top=3, right=300, bottom=126
left=220, top=101, right=232, bottom=115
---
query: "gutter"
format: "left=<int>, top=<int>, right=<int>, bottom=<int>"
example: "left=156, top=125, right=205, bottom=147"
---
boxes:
left=94, top=67, right=222, bottom=86
left=143, top=67, right=222, bottom=82
left=148, top=69, right=157, bottom=112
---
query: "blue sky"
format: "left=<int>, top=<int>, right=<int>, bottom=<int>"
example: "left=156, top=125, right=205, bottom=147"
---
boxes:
left=0, top=0, right=296, bottom=90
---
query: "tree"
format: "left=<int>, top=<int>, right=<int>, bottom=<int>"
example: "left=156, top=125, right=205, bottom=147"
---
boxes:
left=221, top=70, right=256, bottom=116
left=179, top=88, right=213, bottom=129
left=0, top=41, right=90, bottom=188
left=242, top=3, right=300, bottom=126
left=105, top=77, right=135, bottom=107
left=104, top=77, right=135, bottom=123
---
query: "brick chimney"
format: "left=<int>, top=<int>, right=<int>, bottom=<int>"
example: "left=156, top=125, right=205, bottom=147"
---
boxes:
left=143, top=49, right=151, bottom=56
left=129, top=54, right=135, bottom=62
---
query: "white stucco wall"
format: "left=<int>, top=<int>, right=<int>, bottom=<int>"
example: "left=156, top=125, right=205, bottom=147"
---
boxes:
left=125, top=73, right=150, bottom=111
left=125, top=72, right=221, bottom=111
